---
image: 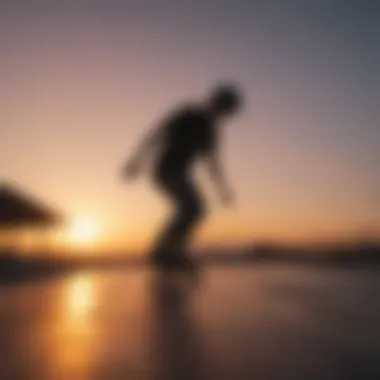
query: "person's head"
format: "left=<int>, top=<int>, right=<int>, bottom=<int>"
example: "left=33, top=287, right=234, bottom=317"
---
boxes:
left=208, top=83, right=242, bottom=119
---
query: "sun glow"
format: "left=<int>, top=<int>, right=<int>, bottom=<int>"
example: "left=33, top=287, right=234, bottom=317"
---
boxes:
left=66, top=218, right=99, bottom=245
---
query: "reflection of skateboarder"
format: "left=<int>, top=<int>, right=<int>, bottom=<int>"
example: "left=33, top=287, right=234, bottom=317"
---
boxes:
left=122, top=84, right=242, bottom=269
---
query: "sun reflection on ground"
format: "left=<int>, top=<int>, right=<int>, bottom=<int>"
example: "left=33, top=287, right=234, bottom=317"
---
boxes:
left=41, top=273, right=99, bottom=379
left=66, top=274, right=95, bottom=322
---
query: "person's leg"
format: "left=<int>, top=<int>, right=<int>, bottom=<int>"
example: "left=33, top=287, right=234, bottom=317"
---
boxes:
left=152, top=175, right=205, bottom=261
left=169, top=179, right=205, bottom=254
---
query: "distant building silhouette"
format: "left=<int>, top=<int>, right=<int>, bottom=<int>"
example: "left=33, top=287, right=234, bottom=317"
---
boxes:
left=0, top=182, right=62, bottom=228
left=0, top=182, right=63, bottom=255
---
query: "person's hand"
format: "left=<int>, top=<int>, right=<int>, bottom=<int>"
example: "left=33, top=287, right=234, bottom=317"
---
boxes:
left=121, top=159, right=140, bottom=181
left=221, top=188, right=235, bottom=207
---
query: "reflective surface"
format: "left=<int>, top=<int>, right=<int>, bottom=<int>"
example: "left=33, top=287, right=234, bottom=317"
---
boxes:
left=1, top=265, right=380, bottom=380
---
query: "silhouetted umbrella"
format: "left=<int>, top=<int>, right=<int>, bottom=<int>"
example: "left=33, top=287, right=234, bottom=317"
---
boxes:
left=0, top=183, right=62, bottom=228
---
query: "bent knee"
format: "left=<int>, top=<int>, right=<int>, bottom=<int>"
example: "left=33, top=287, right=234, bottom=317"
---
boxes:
left=183, top=200, right=206, bottom=222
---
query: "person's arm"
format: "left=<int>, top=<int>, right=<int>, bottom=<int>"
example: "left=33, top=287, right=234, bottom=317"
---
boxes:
left=122, top=125, right=164, bottom=180
left=206, top=148, right=234, bottom=206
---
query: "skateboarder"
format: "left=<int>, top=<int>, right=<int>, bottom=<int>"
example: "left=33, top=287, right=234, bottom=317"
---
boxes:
left=122, top=84, right=242, bottom=268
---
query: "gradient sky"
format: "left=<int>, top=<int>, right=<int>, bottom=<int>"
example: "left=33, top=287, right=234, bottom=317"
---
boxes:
left=1, top=0, right=379, bottom=253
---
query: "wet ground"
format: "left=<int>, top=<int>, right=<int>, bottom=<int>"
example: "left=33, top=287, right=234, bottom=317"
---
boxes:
left=1, top=264, right=380, bottom=380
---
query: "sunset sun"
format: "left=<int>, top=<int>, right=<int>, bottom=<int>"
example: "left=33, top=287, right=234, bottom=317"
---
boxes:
left=67, top=218, right=99, bottom=245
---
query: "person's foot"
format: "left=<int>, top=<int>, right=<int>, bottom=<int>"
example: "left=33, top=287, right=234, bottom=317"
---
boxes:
left=152, top=252, right=198, bottom=271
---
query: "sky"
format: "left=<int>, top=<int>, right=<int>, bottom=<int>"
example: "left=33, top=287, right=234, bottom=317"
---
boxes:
left=1, top=0, right=379, bottom=254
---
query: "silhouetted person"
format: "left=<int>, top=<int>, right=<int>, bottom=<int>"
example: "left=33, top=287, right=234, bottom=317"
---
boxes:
left=122, top=84, right=242, bottom=269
